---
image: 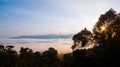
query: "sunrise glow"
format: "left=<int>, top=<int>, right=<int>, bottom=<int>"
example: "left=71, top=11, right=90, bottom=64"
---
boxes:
left=101, top=26, right=106, bottom=31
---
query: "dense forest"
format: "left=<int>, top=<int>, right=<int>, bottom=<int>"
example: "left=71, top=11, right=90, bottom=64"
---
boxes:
left=0, top=9, right=120, bottom=67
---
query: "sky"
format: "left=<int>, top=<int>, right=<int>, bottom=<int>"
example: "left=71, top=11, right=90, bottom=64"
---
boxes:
left=0, top=0, right=120, bottom=38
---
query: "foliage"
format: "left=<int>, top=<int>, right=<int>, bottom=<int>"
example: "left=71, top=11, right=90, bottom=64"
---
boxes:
left=71, top=8, right=120, bottom=67
left=72, top=28, right=93, bottom=50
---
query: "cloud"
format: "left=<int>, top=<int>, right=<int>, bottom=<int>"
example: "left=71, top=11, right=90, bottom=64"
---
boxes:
left=11, top=34, right=73, bottom=39
left=1, top=38, right=73, bottom=53
left=0, top=39, right=30, bottom=44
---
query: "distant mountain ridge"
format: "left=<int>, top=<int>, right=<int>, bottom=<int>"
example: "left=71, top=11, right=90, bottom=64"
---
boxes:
left=11, top=34, right=73, bottom=39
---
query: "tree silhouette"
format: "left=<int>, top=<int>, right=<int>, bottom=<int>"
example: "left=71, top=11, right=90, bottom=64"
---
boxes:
left=90, top=8, right=120, bottom=66
left=93, top=8, right=120, bottom=43
left=42, top=47, right=59, bottom=67
left=70, top=9, right=120, bottom=67
left=19, top=47, right=35, bottom=67
left=0, top=45, right=5, bottom=67
left=72, top=28, right=92, bottom=50
left=0, top=45, right=18, bottom=67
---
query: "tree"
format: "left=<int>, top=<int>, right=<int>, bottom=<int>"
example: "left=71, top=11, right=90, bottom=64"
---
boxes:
left=42, top=47, right=59, bottom=67
left=19, top=47, right=34, bottom=67
left=93, top=8, right=120, bottom=43
left=71, top=28, right=92, bottom=50
left=4, top=45, right=18, bottom=67
left=70, top=9, right=120, bottom=67
left=92, top=8, right=120, bottom=66
left=0, top=45, right=5, bottom=67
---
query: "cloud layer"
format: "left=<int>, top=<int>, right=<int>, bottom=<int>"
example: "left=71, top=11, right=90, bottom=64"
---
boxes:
left=11, top=34, right=73, bottom=39
left=0, top=38, right=73, bottom=53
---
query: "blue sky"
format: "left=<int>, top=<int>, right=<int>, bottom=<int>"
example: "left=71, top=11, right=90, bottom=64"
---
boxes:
left=0, top=0, right=120, bottom=38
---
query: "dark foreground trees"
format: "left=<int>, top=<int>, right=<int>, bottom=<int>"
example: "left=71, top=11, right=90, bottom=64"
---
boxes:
left=0, top=9, right=120, bottom=67
left=70, top=9, right=120, bottom=67
left=0, top=45, right=60, bottom=67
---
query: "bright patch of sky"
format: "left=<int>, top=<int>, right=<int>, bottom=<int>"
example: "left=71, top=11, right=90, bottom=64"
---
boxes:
left=0, top=0, right=120, bottom=38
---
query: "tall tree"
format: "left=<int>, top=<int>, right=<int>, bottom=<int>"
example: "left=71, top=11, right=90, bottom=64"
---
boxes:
left=72, top=28, right=92, bottom=50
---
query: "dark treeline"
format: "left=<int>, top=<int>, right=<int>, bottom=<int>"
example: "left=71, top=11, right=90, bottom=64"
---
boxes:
left=0, top=45, right=60, bottom=67
left=1, top=9, right=120, bottom=67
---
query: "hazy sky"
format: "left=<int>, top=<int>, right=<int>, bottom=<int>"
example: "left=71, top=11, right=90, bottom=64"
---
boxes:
left=0, top=0, right=120, bottom=38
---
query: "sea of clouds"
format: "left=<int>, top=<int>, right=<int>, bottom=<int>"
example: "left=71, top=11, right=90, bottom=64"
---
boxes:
left=0, top=38, right=73, bottom=53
